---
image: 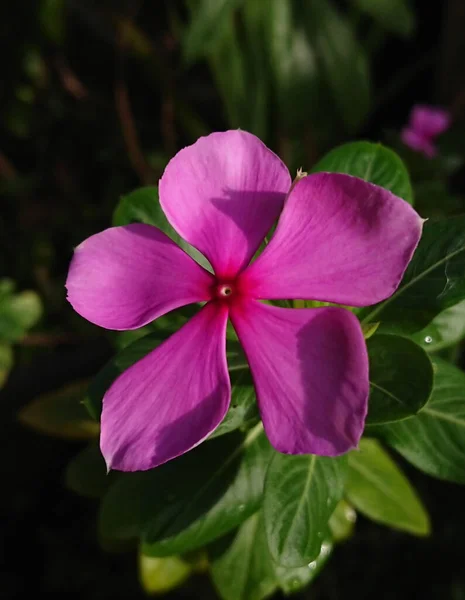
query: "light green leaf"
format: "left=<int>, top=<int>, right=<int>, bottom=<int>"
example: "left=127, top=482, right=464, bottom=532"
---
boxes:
left=366, top=334, right=433, bottom=424
left=350, top=0, right=415, bottom=37
left=0, top=287, right=42, bottom=342
left=360, top=216, right=465, bottom=333
left=139, top=553, right=191, bottom=595
left=372, top=358, right=465, bottom=483
left=263, top=453, right=347, bottom=566
left=312, top=141, right=413, bottom=204
left=18, top=380, right=100, bottom=440
left=328, top=500, right=357, bottom=543
left=409, top=300, right=465, bottom=352
left=346, top=438, right=430, bottom=536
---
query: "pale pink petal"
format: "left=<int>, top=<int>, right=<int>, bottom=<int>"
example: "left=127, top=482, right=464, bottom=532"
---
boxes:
left=240, top=173, right=423, bottom=307
left=159, top=130, right=291, bottom=278
left=100, top=302, right=230, bottom=471
left=410, top=105, right=451, bottom=138
left=401, top=127, right=436, bottom=158
left=66, top=224, right=214, bottom=330
left=231, top=300, right=368, bottom=456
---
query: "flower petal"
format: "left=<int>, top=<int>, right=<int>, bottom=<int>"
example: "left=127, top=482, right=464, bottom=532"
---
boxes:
left=240, top=173, right=423, bottom=307
left=101, top=302, right=230, bottom=471
left=411, top=105, right=450, bottom=138
left=159, top=130, right=291, bottom=278
left=401, top=128, right=436, bottom=158
left=231, top=300, right=368, bottom=456
left=66, top=224, right=214, bottom=330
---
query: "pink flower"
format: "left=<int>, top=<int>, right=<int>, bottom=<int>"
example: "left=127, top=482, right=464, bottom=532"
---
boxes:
left=66, top=131, right=422, bottom=472
left=401, top=105, right=451, bottom=158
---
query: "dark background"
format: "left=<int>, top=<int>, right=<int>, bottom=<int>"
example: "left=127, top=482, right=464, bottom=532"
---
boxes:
left=1, top=1, right=465, bottom=598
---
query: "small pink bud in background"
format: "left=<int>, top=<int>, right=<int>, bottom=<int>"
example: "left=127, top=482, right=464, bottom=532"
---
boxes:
left=401, top=104, right=451, bottom=158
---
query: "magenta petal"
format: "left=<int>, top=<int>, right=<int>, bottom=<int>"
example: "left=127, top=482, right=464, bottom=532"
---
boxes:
left=231, top=301, right=368, bottom=456
left=240, top=173, right=423, bottom=307
left=100, top=302, right=230, bottom=471
left=401, top=127, right=436, bottom=158
left=159, top=130, right=291, bottom=278
left=410, top=105, right=451, bottom=138
left=66, top=224, right=214, bottom=330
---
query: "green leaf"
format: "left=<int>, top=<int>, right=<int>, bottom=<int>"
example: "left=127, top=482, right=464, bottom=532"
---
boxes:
left=183, top=0, right=244, bottom=64
left=100, top=426, right=272, bottom=556
left=409, top=300, right=465, bottom=352
left=274, top=538, right=332, bottom=594
left=263, top=453, right=347, bottom=567
left=328, top=500, right=356, bottom=543
left=18, top=380, right=100, bottom=440
left=139, top=553, right=191, bottom=595
left=0, top=342, right=13, bottom=388
left=112, top=187, right=210, bottom=270
left=350, top=0, right=415, bottom=37
left=65, top=442, right=112, bottom=499
left=210, top=512, right=278, bottom=600
left=302, top=0, right=371, bottom=133
left=367, top=334, right=433, bottom=424
left=0, top=287, right=42, bottom=342
left=360, top=216, right=465, bottom=333
left=312, top=142, right=413, bottom=204
left=346, top=438, right=430, bottom=536
left=141, top=426, right=272, bottom=556
left=372, top=358, right=465, bottom=483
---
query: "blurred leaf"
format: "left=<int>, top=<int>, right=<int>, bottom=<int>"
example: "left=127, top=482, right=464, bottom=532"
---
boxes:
left=328, top=500, right=356, bottom=543
left=19, top=380, right=100, bottom=440
left=183, top=0, right=244, bottom=64
left=113, top=186, right=210, bottom=270
left=263, top=453, right=347, bottom=567
left=302, top=0, right=371, bottom=133
left=0, top=342, right=13, bottom=388
left=139, top=553, right=191, bottom=595
left=65, top=442, right=111, bottom=499
left=350, top=0, right=415, bottom=37
left=142, top=427, right=272, bottom=556
left=409, top=300, right=465, bottom=352
left=366, top=334, right=433, bottom=424
left=372, top=358, right=465, bottom=483
left=312, top=141, right=413, bottom=204
left=40, top=0, right=66, bottom=44
left=210, top=512, right=278, bottom=600
left=360, top=216, right=465, bottom=333
left=346, top=439, right=430, bottom=536
left=361, top=322, right=380, bottom=339
left=0, top=286, right=42, bottom=342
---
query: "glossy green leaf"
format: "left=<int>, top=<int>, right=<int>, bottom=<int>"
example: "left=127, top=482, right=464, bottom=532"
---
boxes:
left=360, top=216, right=465, bottom=333
left=0, top=342, right=13, bottom=388
left=19, top=380, right=100, bottom=440
left=263, top=453, right=347, bottom=567
left=183, top=0, right=244, bottom=64
left=372, top=358, right=465, bottom=483
left=210, top=512, right=278, bottom=600
left=142, top=426, right=272, bottom=556
left=366, top=334, right=433, bottom=424
left=409, top=300, right=465, bottom=352
left=302, top=0, right=371, bottom=133
left=312, top=142, right=413, bottom=204
left=328, top=500, right=357, bottom=543
left=139, top=553, right=191, bottom=595
left=112, top=186, right=210, bottom=270
left=65, top=442, right=112, bottom=499
left=274, top=538, right=332, bottom=595
left=350, top=0, right=415, bottom=37
left=346, top=439, right=430, bottom=536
